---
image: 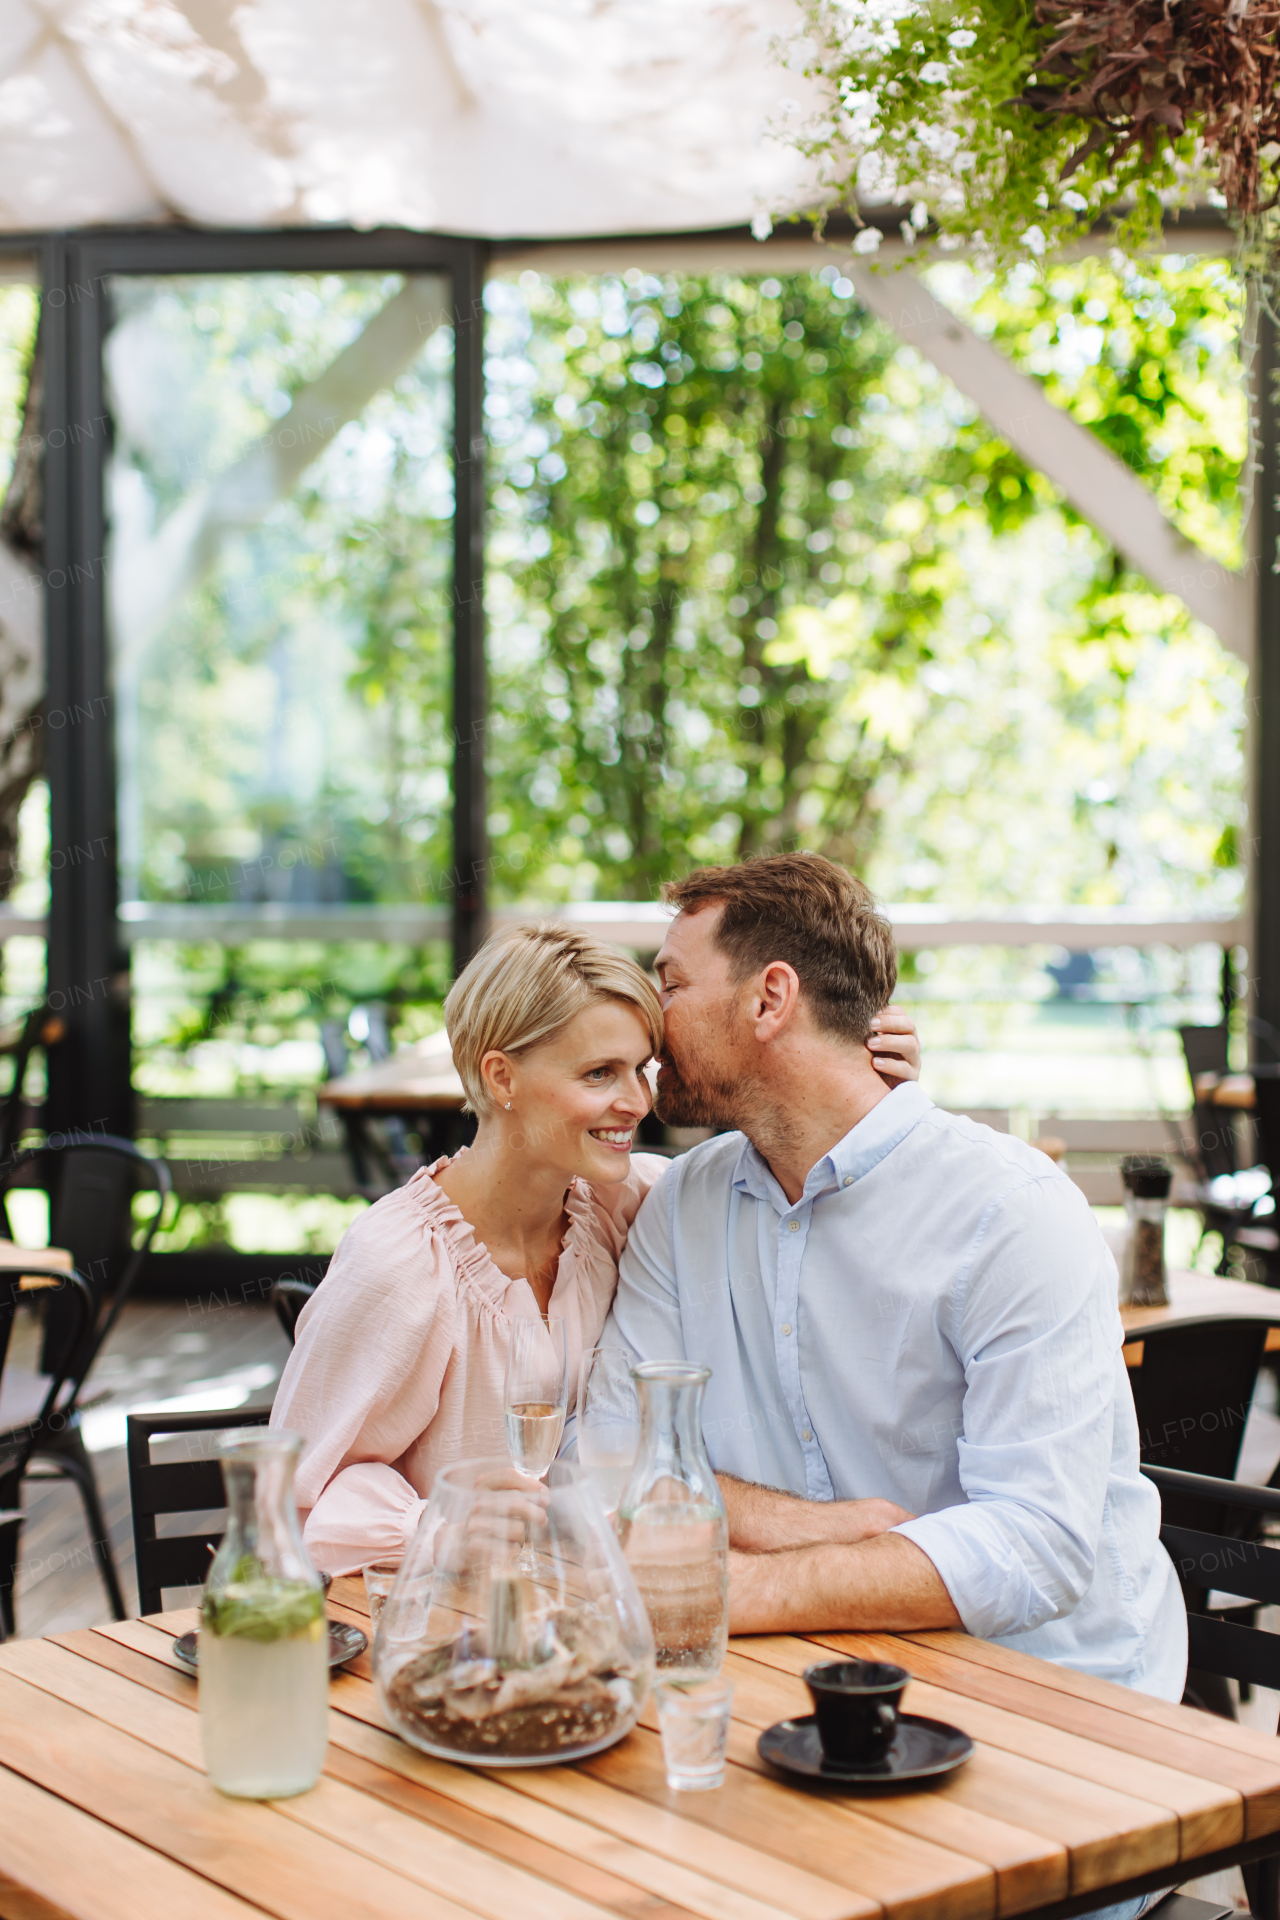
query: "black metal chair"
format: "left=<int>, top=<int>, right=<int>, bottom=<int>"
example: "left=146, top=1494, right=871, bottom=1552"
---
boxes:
left=1125, top=1314, right=1278, bottom=1721
left=127, top=1407, right=271, bottom=1616
left=1180, top=1025, right=1279, bottom=1276
left=0, top=1135, right=172, bottom=1621
left=270, top=1277, right=316, bottom=1344
left=0, top=998, right=66, bottom=1168
left=0, top=1262, right=95, bottom=1638
left=1126, top=1317, right=1269, bottom=1492
left=1145, top=1463, right=1280, bottom=1919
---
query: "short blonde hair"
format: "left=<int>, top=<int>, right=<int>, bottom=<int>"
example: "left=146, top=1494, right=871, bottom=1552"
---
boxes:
left=444, top=921, right=664, bottom=1116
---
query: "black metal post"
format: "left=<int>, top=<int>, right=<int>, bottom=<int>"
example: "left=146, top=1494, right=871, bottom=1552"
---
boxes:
left=41, top=239, right=132, bottom=1141
left=1255, top=306, right=1280, bottom=1175
left=451, top=240, right=489, bottom=978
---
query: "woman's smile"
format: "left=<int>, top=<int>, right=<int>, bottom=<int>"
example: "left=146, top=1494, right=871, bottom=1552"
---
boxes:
left=588, top=1125, right=635, bottom=1151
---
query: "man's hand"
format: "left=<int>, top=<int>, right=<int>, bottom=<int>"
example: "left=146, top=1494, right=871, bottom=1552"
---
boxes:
left=718, top=1474, right=912, bottom=1553
left=728, top=1532, right=963, bottom=1636
left=867, top=1005, right=921, bottom=1087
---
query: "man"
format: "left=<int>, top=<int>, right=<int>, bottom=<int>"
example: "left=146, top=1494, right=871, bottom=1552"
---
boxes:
left=609, top=852, right=1185, bottom=1704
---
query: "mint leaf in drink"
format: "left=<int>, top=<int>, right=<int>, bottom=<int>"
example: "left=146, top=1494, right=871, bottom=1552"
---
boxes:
left=202, top=1577, right=324, bottom=1643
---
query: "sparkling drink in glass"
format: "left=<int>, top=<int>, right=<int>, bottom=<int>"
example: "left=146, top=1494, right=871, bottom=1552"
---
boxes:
left=504, top=1316, right=568, bottom=1571
left=503, top=1400, right=565, bottom=1477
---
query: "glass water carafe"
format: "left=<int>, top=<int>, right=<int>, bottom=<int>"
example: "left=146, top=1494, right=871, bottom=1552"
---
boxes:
left=616, top=1363, right=729, bottom=1682
left=200, top=1428, right=329, bottom=1799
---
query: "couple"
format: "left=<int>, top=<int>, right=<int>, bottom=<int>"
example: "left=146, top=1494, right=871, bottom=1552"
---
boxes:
left=274, top=852, right=1183, bottom=1706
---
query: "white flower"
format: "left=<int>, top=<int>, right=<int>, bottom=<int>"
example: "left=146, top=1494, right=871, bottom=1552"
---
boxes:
left=947, top=28, right=976, bottom=46
left=854, top=226, right=882, bottom=254
left=918, top=60, right=950, bottom=83
left=1061, top=189, right=1088, bottom=212
left=751, top=212, right=773, bottom=241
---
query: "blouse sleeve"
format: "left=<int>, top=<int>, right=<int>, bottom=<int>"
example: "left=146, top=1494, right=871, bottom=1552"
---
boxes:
left=270, top=1189, right=458, bottom=1574
left=585, top=1151, right=672, bottom=1260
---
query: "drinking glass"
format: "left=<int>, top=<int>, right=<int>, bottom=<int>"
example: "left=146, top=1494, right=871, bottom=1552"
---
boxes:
left=362, top=1558, right=402, bottom=1628
left=505, top=1316, right=568, bottom=1575
left=576, top=1345, right=640, bottom=1517
left=504, top=1316, right=569, bottom=1480
left=655, top=1677, right=735, bottom=1790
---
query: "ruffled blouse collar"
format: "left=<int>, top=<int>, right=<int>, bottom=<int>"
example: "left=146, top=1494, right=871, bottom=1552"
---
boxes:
left=405, top=1153, right=597, bottom=1315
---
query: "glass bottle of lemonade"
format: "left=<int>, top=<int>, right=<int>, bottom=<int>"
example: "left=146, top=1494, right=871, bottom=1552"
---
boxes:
left=199, top=1428, right=329, bottom=1798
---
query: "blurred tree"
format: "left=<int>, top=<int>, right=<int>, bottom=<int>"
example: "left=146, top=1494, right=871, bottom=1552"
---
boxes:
left=0, top=286, right=44, bottom=902
left=485, top=270, right=973, bottom=896
left=483, top=254, right=1245, bottom=913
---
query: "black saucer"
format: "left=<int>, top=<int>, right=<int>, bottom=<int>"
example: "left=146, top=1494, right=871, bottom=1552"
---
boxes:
left=758, top=1712, right=973, bottom=1788
left=172, top=1620, right=368, bottom=1675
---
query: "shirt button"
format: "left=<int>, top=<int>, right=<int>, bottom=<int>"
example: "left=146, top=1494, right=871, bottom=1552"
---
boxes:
left=842, top=1176, right=853, bottom=1187
left=781, top=1322, right=792, bottom=1336
left=788, top=1219, right=800, bottom=1232
left=802, top=1428, right=813, bottom=1443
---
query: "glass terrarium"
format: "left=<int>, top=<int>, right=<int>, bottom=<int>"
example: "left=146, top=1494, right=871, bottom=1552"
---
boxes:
left=373, top=1458, right=654, bottom=1767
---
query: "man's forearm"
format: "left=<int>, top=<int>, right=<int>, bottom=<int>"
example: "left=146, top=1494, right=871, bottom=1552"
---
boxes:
left=729, top=1530, right=963, bottom=1635
left=718, top=1473, right=911, bottom=1552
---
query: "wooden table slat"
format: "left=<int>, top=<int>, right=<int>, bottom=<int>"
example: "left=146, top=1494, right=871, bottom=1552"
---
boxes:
left=586, top=1722, right=995, bottom=1920
left=0, top=1761, right=270, bottom=1920
left=723, top=1642, right=1241, bottom=1857
left=801, top=1630, right=1280, bottom=1835
left=0, top=1668, right=477, bottom=1920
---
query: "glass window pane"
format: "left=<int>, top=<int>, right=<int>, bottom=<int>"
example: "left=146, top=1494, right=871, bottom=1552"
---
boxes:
left=106, top=270, right=453, bottom=909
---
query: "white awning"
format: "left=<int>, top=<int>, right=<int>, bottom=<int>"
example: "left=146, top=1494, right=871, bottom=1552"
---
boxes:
left=0, top=0, right=819, bottom=238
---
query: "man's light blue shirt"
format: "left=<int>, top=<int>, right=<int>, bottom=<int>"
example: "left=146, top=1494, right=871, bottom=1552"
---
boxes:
left=607, top=1082, right=1186, bottom=1699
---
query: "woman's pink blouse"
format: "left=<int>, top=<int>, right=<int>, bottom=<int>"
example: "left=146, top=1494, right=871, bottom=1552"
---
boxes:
left=270, top=1152, right=670, bottom=1573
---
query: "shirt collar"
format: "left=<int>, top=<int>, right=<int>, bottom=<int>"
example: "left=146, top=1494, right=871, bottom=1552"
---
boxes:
left=731, top=1081, right=933, bottom=1210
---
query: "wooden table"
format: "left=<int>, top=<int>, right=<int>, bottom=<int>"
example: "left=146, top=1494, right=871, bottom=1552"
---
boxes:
left=318, top=1034, right=467, bottom=1187
left=3, top=1581, right=1280, bottom=1920
left=1120, top=1267, right=1280, bottom=1367
left=317, top=1031, right=464, bottom=1116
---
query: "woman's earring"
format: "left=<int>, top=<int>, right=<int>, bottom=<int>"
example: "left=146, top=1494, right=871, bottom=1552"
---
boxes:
left=505, top=1101, right=512, bottom=1111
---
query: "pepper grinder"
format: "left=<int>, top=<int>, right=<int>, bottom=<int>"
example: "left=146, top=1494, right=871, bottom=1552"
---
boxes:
left=1119, top=1156, right=1172, bottom=1308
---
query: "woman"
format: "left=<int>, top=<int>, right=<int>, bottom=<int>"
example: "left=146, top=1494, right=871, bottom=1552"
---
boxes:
left=272, top=921, right=921, bottom=1572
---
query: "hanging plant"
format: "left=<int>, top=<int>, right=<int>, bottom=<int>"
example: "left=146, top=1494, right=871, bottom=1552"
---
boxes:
left=793, top=0, right=1280, bottom=270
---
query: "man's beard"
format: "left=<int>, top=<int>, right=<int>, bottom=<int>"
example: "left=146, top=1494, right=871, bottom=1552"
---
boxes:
left=654, top=1048, right=743, bottom=1130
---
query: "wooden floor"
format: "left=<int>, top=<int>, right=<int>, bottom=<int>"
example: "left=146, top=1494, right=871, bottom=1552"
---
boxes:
left=11, top=1300, right=291, bottom=1638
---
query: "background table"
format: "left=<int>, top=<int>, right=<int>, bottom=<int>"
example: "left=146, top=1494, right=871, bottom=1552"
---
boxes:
left=2, top=1580, right=1280, bottom=1920
left=317, top=1031, right=469, bottom=1184
left=1120, top=1267, right=1280, bottom=1369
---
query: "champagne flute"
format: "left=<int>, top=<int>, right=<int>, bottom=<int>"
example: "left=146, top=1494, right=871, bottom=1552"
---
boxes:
left=576, top=1345, right=640, bottom=1517
left=504, top=1316, right=569, bottom=1482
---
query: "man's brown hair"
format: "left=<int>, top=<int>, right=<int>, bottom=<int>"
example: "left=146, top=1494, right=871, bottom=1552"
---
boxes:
left=661, top=853, right=897, bottom=1045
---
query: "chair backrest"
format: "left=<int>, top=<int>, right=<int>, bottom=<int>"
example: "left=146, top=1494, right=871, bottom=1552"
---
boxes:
left=1179, top=1025, right=1241, bottom=1184
left=320, top=1019, right=350, bottom=1081
left=4, top=1135, right=171, bottom=1383
left=1180, top=1024, right=1230, bottom=1081
left=1143, top=1463, right=1280, bottom=1709
left=363, top=1006, right=392, bottom=1063
left=126, top=1407, right=271, bottom=1616
left=270, top=1278, right=316, bottom=1344
left=0, top=1002, right=66, bottom=1168
left=0, top=1268, right=94, bottom=1482
left=1126, top=1319, right=1266, bottom=1524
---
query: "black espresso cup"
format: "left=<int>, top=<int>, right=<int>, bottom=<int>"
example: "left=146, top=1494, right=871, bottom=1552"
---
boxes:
left=803, top=1658, right=909, bottom=1765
